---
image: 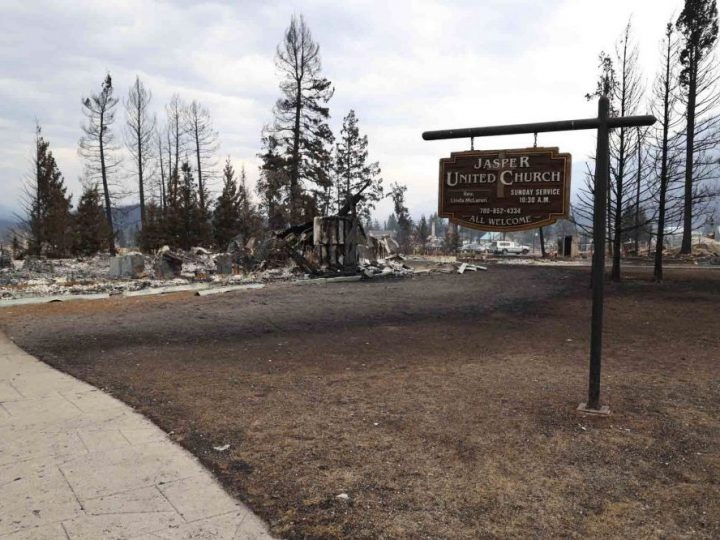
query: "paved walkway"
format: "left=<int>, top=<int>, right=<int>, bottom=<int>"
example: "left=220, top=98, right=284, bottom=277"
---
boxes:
left=0, top=331, right=273, bottom=539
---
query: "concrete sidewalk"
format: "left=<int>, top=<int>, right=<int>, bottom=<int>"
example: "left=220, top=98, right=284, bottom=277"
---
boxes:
left=0, top=331, right=273, bottom=539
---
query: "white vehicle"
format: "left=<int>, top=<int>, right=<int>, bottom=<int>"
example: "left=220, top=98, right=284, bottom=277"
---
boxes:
left=490, top=240, right=530, bottom=255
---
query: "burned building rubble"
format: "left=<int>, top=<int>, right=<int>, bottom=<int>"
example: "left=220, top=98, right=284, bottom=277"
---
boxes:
left=1, top=188, right=491, bottom=302
left=275, top=183, right=413, bottom=278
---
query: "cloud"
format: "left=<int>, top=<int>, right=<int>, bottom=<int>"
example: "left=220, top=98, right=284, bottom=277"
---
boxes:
left=0, top=0, right=684, bottom=222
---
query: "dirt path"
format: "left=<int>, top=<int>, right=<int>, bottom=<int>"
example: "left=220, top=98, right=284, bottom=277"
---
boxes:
left=2, top=267, right=719, bottom=539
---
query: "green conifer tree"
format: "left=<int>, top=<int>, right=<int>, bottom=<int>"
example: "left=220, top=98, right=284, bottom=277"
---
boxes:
left=333, top=110, right=383, bottom=222
left=257, top=134, right=290, bottom=230
left=389, top=182, right=412, bottom=253
left=237, top=165, right=262, bottom=240
left=174, top=161, right=210, bottom=250
left=213, top=157, right=242, bottom=249
left=73, top=184, right=112, bottom=256
left=27, top=124, right=74, bottom=257
left=416, top=215, right=429, bottom=253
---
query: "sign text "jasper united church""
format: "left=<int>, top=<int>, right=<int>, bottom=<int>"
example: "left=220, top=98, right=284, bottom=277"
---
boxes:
left=445, top=155, right=563, bottom=187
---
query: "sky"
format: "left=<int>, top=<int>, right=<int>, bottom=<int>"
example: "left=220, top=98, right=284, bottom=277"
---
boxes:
left=0, top=0, right=684, bottom=223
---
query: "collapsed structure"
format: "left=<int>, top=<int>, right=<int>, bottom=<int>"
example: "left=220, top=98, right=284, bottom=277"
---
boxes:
left=276, top=182, right=410, bottom=277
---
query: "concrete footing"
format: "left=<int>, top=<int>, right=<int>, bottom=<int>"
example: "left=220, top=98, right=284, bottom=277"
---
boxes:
left=577, top=403, right=611, bottom=416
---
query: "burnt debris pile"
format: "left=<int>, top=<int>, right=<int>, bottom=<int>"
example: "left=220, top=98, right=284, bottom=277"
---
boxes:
left=276, top=182, right=413, bottom=278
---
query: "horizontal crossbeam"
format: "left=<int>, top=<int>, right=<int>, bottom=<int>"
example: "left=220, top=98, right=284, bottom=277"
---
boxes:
left=422, top=115, right=657, bottom=140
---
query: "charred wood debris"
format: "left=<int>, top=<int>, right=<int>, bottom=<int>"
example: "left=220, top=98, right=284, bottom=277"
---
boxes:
left=274, top=182, right=484, bottom=278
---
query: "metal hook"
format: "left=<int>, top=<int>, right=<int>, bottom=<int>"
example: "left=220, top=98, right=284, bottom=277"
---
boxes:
left=470, top=136, right=475, bottom=151
left=533, top=132, right=538, bottom=148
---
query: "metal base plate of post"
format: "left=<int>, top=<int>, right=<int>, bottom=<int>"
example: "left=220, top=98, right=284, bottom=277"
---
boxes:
left=577, top=403, right=611, bottom=416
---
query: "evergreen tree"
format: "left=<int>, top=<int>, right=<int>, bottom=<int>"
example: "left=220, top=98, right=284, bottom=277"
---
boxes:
left=416, top=215, right=429, bottom=253
left=195, top=184, right=213, bottom=248
left=333, top=110, right=383, bottom=221
left=213, top=157, right=242, bottom=249
left=184, top=161, right=211, bottom=249
left=257, top=134, right=290, bottom=230
left=177, top=161, right=199, bottom=250
left=237, top=165, right=262, bottom=240
left=386, top=213, right=398, bottom=231
left=389, top=182, right=412, bottom=252
left=163, top=161, right=207, bottom=250
left=26, top=124, right=74, bottom=257
left=73, top=183, right=111, bottom=256
left=270, top=14, right=334, bottom=222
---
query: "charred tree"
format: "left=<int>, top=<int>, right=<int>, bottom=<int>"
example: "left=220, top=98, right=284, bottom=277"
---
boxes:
left=156, top=130, right=167, bottom=211
left=124, top=76, right=156, bottom=229
left=271, top=14, right=334, bottom=222
left=185, top=100, right=219, bottom=212
left=165, top=94, right=185, bottom=188
left=584, top=22, right=644, bottom=281
left=79, top=74, right=120, bottom=254
left=677, top=0, right=719, bottom=253
left=539, top=226, right=547, bottom=257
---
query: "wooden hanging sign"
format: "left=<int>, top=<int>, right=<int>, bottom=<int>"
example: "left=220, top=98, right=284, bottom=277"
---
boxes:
left=438, top=147, right=571, bottom=232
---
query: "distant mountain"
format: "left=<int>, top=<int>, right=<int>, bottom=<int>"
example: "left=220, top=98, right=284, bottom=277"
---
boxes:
left=0, top=205, right=144, bottom=247
left=0, top=217, right=20, bottom=243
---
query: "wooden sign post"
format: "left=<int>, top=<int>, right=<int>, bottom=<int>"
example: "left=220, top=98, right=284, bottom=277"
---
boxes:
left=423, top=96, right=656, bottom=413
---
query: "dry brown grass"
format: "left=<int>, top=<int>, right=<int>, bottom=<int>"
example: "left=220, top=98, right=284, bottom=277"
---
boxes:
left=2, top=267, right=719, bottom=539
